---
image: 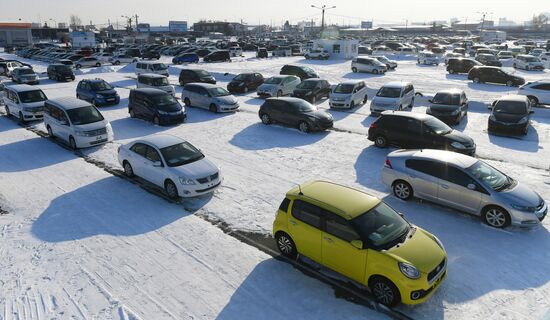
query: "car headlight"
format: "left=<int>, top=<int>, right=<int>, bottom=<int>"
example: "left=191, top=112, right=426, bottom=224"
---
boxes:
left=74, top=130, right=91, bottom=137
left=450, top=109, right=460, bottom=115
left=179, top=177, right=196, bottom=185
left=451, top=141, right=466, bottom=149
left=399, top=262, right=420, bottom=279
left=157, top=110, right=169, bottom=115
left=510, top=203, right=535, bottom=212
left=518, top=116, right=528, bottom=124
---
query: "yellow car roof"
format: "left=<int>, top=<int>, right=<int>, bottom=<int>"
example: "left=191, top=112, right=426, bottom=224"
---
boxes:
left=287, top=181, right=381, bottom=220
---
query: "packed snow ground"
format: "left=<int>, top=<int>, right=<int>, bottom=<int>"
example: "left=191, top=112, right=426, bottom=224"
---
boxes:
left=1, top=51, right=550, bottom=319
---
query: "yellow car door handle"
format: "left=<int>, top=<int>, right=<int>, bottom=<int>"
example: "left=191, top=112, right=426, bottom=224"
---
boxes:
left=289, top=220, right=297, bottom=226
left=323, top=237, right=333, bottom=243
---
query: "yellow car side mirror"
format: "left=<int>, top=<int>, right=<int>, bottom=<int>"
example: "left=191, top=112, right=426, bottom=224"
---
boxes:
left=351, top=240, right=363, bottom=250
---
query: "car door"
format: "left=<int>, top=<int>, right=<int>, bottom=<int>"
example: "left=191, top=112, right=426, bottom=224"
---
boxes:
left=84, top=82, right=94, bottom=101
left=5, top=89, right=19, bottom=114
left=132, top=92, right=145, bottom=118
left=287, top=200, right=323, bottom=263
left=142, top=96, right=155, bottom=120
left=128, top=143, right=148, bottom=177
left=196, top=87, right=210, bottom=109
left=492, top=69, right=506, bottom=84
left=437, top=165, right=482, bottom=213
left=141, top=145, right=165, bottom=187
left=404, top=159, right=443, bottom=201
left=532, top=84, right=550, bottom=104
left=321, top=212, right=367, bottom=283
left=56, top=108, right=72, bottom=142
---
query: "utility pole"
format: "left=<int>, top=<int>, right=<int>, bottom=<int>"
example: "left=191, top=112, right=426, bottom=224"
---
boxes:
left=311, top=4, right=336, bottom=35
left=477, top=11, right=492, bottom=37
left=134, top=14, right=139, bottom=28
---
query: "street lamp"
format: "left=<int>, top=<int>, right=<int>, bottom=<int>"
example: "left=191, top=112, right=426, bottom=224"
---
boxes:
left=49, top=18, right=57, bottom=28
left=311, top=4, right=336, bottom=34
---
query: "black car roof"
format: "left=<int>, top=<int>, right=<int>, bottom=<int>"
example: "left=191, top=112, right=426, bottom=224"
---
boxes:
left=132, top=88, right=170, bottom=96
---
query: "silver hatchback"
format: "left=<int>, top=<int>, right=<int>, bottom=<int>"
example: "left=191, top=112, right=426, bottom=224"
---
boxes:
left=381, top=149, right=547, bottom=228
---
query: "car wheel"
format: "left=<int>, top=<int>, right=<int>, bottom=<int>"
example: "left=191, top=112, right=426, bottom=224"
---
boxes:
left=243, top=86, right=249, bottom=93
left=523, top=125, right=529, bottom=135
left=276, top=90, right=283, bottom=97
left=409, top=97, right=415, bottom=108
left=373, top=69, right=379, bottom=74
left=184, top=98, right=191, bottom=107
left=123, top=161, right=134, bottom=177
left=209, top=104, right=217, bottom=113
left=76, top=64, right=81, bottom=69
left=260, top=113, right=271, bottom=125
left=275, top=232, right=298, bottom=259
left=527, top=96, right=539, bottom=106
left=417, top=59, right=420, bottom=64
left=311, top=95, right=316, bottom=104
left=473, top=77, right=480, bottom=84
left=370, top=277, right=401, bottom=307
left=393, top=180, right=413, bottom=200
left=350, top=100, right=355, bottom=109
left=513, top=63, right=517, bottom=68
left=95, top=63, right=101, bottom=67
left=363, top=95, right=368, bottom=104
left=4, top=106, right=10, bottom=117
left=448, top=69, right=455, bottom=74
left=69, top=136, right=77, bottom=150
left=46, top=125, right=54, bottom=138
left=129, top=108, right=136, bottom=118
left=165, top=180, right=179, bottom=199
left=352, top=67, right=358, bottom=73
left=18, top=111, right=25, bottom=124
left=153, top=116, right=160, bottom=125
left=114, top=61, right=120, bottom=65
left=374, top=135, right=387, bottom=148
left=506, top=80, right=514, bottom=87
left=482, top=206, right=511, bottom=228
left=298, top=121, right=310, bottom=133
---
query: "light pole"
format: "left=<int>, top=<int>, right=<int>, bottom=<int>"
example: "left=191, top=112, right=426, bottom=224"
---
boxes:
left=49, top=18, right=57, bottom=28
left=311, top=4, right=336, bottom=35
left=477, top=11, right=492, bottom=38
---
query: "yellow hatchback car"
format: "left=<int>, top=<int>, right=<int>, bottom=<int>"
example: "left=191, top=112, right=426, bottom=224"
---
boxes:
left=273, top=181, right=447, bottom=306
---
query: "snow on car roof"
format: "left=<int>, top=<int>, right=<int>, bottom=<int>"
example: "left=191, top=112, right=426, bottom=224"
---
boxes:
left=6, top=84, right=40, bottom=92
left=137, top=134, right=186, bottom=149
left=47, top=97, right=92, bottom=110
left=412, top=149, right=478, bottom=168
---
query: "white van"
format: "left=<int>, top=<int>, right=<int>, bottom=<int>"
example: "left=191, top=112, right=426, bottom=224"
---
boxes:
left=44, top=97, right=113, bottom=149
left=370, top=81, right=415, bottom=114
left=137, top=73, right=175, bottom=95
left=351, top=57, right=387, bottom=74
left=417, top=52, right=439, bottom=65
left=513, top=55, right=545, bottom=71
left=135, top=61, right=169, bottom=77
left=228, top=46, right=243, bottom=57
left=3, top=84, right=48, bottom=122
left=329, top=80, right=369, bottom=109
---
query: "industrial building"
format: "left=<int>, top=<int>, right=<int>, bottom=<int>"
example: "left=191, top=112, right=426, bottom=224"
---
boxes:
left=0, top=22, right=33, bottom=47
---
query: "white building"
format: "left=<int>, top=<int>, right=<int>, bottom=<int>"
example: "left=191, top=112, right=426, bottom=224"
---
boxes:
left=70, top=31, right=95, bottom=48
left=313, top=39, right=359, bottom=59
left=480, top=30, right=506, bottom=42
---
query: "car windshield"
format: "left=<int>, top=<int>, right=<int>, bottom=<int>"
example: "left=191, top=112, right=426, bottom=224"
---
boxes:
left=151, top=77, right=170, bottom=86
left=351, top=202, right=410, bottom=250
left=265, top=77, right=283, bottom=84
left=18, top=69, right=35, bottom=75
left=494, top=101, right=527, bottom=114
left=234, top=74, right=251, bottom=81
left=152, top=63, right=167, bottom=71
left=525, top=57, right=539, bottom=62
left=376, top=87, right=401, bottom=98
left=19, top=90, right=47, bottom=103
left=466, top=160, right=511, bottom=191
left=91, top=81, right=113, bottom=91
left=196, top=70, right=210, bottom=77
left=208, top=87, right=231, bottom=97
left=302, top=66, right=314, bottom=73
left=57, top=66, right=72, bottom=72
left=432, top=93, right=460, bottom=105
left=160, top=142, right=205, bottom=167
left=66, top=106, right=104, bottom=125
left=485, top=55, right=498, bottom=61
left=425, top=117, right=452, bottom=135
left=152, top=94, right=178, bottom=106
left=297, top=81, right=317, bottom=89
left=334, top=83, right=354, bottom=94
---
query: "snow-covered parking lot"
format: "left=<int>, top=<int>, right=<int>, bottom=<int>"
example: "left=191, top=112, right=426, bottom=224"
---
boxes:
left=1, top=51, right=550, bottom=320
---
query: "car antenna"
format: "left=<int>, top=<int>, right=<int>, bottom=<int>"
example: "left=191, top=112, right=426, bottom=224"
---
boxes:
left=298, top=184, right=304, bottom=196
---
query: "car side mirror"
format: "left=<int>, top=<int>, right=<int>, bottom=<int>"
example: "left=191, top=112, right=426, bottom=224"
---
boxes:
left=350, top=240, right=363, bottom=250
left=152, top=161, right=163, bottom=167
left=467, top=183, right=476, bottom=190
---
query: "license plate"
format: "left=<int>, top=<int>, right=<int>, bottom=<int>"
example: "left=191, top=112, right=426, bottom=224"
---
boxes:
left=96, top=135, right=104, bottom=141
left=107, top=98, right=115, bottom=102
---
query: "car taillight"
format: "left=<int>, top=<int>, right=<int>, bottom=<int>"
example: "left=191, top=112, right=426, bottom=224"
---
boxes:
left=384, top=158, right=392, bottom=168
left=370, top=122, right=378, bottom=129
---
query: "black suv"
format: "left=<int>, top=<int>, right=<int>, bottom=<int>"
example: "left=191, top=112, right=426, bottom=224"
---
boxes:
left=128, top=88, right=186, bottom=125
left=203, top=50, right=231, bottom=63
left=280, top=64, right=319, bottom=80
left=257, top=48, right=268, bottom=58
left=227, top=73, right=264, bottom=93
left=47, top=64, right=75, bottom=82
left=446, top=58, right=482, bottom=74
left=488, top=95, right=533, bottom=135
left=368, top=111, right=476, bottom=155
left=178, top=69, right=216, bottom=86
left=141, top=50, right=160, bottom=60
left=468, top=66, right=525, bottom=87
left=292, top=79, right=331, bottom=103
left=258, top=97, right=333, bottom=133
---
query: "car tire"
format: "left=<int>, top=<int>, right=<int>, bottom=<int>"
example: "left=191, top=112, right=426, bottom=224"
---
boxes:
left=373, top=135, right=387, bottom=148
left=527, top=96, right=539, bottom=106
left=4, top=106, right=10, bottom=117
left=69, top=136, right=77, bottom=150
left=129, top=108, right=136, bottom=118
left=350, top=100, right=355, bottom=109
left=369, top=277, right=401, bottom=307
left=352, top=67, right=358, bottom=73
left=473, top=77, right=480, bottom=84
left=164, top=180, right=179, bottom=199
left=373, top=69, right=379, bottom=74
left=209, top=104, right=217, bottom=113
left=311, top=95, right=316, bottom=104
left=47, top=125, right=54, bottom=138
left=95, top=63, right=101, bottom=67
left=392, top=180, right=413, bottom=200
left=184, top=98, right=191, bottom=107
left=448, top=69, right=455, bottom=74
left=363, top=95, right=368, bottom=104
left=153, top=116, right=160, bottom=125
left=123, top=161, right=134, bottom=177
left=298, top=121, right=310, bottom=133
left=114, top=61, right=120, bottom=65
left=276, top=90, right=283, bottom=97
left=513, top=63, right=517, bottom=68
left=275, top=232, right=298, bottom=259
left=243, top=86, right=249, bottom=93
left=260, top=113, right=271, bottom=125
left=482, top=206, right=511, bottom=228
left=76, top=64, right=81, bottom=69
left=506, top=80, right=514, bottom=87
left=18, top=111, right=25, bottom=124
left=409, top=97, right=415, bottom=108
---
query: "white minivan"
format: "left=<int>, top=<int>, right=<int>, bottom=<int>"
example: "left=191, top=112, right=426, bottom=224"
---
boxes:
left=3, top=84, right=48, bottom=122
left=135, top=61, right=169, bottom=77
left=44, top=97, right=113, bottom=149
left=329, top=80, right=369, bottom=109
left=137, top=73, right=175, bottom=96
left=370, top=81, right=415, bottom=114
left=228, top=46, right=243, bottom=57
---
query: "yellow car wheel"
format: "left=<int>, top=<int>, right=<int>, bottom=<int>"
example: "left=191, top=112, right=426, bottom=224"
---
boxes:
left=370, top=276, right=401, bottom=307
left=276, top=232, right=297, bottom=259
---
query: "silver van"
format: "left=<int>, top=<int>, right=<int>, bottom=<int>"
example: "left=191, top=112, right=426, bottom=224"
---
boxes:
left=3, top=84, right=47, bottom=122
left=181, top=83, right=239, bottom=113
left=137, top=73, right=175, bottom=96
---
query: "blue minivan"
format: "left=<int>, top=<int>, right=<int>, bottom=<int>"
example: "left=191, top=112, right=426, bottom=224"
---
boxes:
left=76, top=79, right=120, bottom=106
left=128, top=88, right=186, bottom=125
left=172, top=53, right=200, bottom=65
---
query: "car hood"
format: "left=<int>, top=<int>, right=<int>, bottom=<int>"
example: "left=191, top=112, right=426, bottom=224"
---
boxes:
left=294, top=88, right=313, bottom=95
left=168, top=157, right=218, bottom=179
left=385, top=227, right=446, bottom=273
left=306, top=110, right=333, bottom=122
left=429, top=104, right=460, bottom=112
left=97, top=89, right=118, bottom=96
left=492, top=112, right=525, bottom=123
left=201, top=76, right=215, bottom=82
left=228, top=80, right=245, bottom=86
left=214, top=95, right=237, bottom=105
left=443, top=129, right=474, bottom=145
left=330, top=92, right=351, bottom=100
left=501, top=181, right=542, bottom=207
left=373, top=96, right=399, bottom=105
left=22, top=101, right=46, bottom=108
left=72, top=119, right=110, bottom=131
left=258, top=83, right=280, bottom=91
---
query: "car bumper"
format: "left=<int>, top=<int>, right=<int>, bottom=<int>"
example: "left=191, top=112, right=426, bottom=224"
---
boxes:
left=18, top=79, right=39, bottom=84
left=22, top=111, right=44, bottom=120
left=399, top=264, right=447, bottom=305
left=159, top=112, right=187, bottom=125
left=257, top=92, right=275, bottom=98
left=218, top=104, right=239, bottom=112
left=75, top=132, right=114, bottom=148
left=509, top=202, right=547, bottom=227
left=178, top=179, right=222, bottom=197
left=426, top=110, right=461, bottom=123
left=488, top=120, right=527, bottom=133
left=95, top=96, right=120, bottom=105
left=311, top=121, right=333, bottom=131
left=227, top=86, right=247, bottom=93
left=451, top=146, right=476, bottom=156
left=329, top=101, right=350, bottom=108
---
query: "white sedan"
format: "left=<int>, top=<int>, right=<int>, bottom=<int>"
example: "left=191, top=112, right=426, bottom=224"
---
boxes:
left=117, top=134, right=222, bottom=198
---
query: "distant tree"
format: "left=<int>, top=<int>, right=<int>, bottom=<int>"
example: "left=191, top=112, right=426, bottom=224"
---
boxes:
left=531, top=13, right=549, bottom=30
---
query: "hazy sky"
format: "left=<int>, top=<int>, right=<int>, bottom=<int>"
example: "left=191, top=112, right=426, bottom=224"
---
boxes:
left=1, top=0, right=547, bottom=27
